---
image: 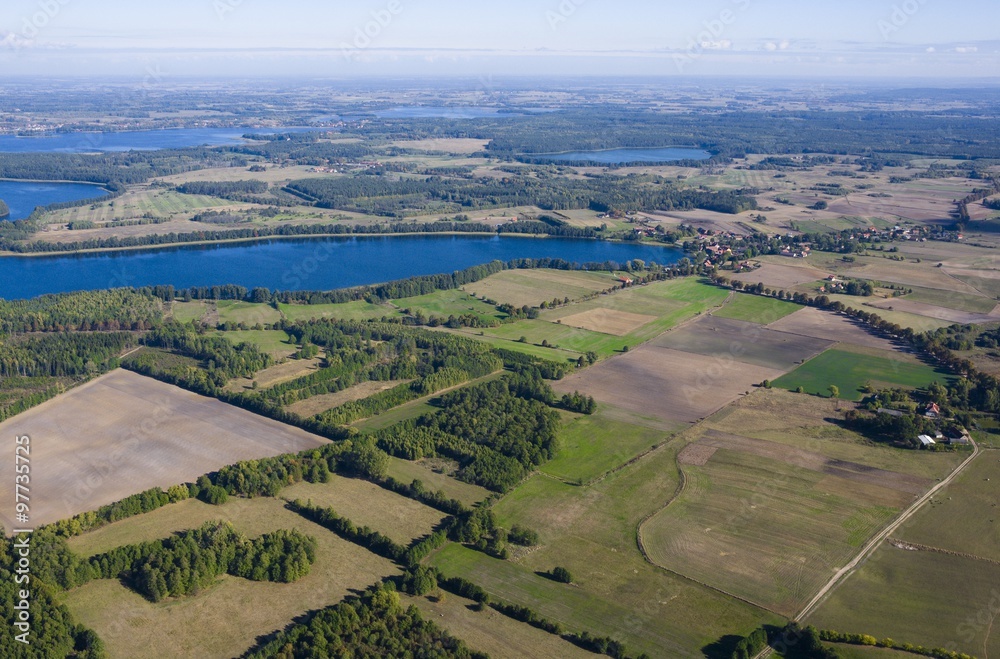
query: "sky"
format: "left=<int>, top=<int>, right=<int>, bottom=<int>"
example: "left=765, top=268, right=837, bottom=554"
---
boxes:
left=1, top=0, right=999, bottom=79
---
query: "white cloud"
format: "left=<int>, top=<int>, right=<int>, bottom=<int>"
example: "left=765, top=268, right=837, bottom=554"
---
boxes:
left=926, top=46, right=936, bottom=53
left=700, top=40, right=732, bottom=50
left=954, top=46, right=979, bottom=53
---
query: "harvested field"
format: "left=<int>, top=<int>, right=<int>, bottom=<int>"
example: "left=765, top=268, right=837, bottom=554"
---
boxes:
left=696, top=430, right=932, bottom=496
left=0, top=369, right=327, bottom=530
left=464, top=269, right=618, bottom=308
left=651, top=315, right=833, bottom=370
left=677, top=443, right=717, bottom=466
left=227, top=356, right=323, bottom=392
left=865, top=298, right=1000, bottom=324
left=285, top=379, right=412, bottom=418
left=766, top=307, right=900, bottom=351
left=391, top=138, right=490, bottom=153
left=730, top=263, right=832, bottom=289
left=282, top=476, right=445, bottom=545
left=552, top=343, right=783, bottom=425
left=556, top=307, right=656, bottom=336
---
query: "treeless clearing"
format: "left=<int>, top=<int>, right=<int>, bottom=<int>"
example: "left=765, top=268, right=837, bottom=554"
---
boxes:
left=285, top=379, right=412, bottom=418
left=226, top=356, right=323, bottom=392
left=651, top=315, right=833, bottom=371
left=282, top=476, right=445, bottom=545
left=0, top=369, right=327, bottom=530
left=61, top=496, right=398, bottom=659
left=552, top=344, right=783, bottom=425
left=556, top=307, right=656, bottom=336
left=391, top=138, right=489, bottom=154
left=677, top=443, right=717, bottom=466
left=766, top=307, right=902, bottom=351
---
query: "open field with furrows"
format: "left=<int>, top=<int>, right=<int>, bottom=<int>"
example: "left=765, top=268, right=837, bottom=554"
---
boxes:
left=864, top=296, right=1000, bottom=324
left=894, top=453, right=1000, bottom=562
left=62, top=496, right=398, bottom=659
left=394, top=289, right=507, bottom=325
left=766, top=307, right=909, bottom=351
left=278, top=299, right=397, bottom=322
left=484, top=442, right=783, bottom=658
left=285, top=379, right=411, bottom=418
left=651, top=315, right=833, bottom=371
left=228, top=355, right=324, bottom=393
left=731, top=262, right=833, bottom=290
left=215, top=328, right=300, bottom=359
left=282, top=476, right=445, bottom=545
left=808, top=548, right=1000, bottom=658
left=542, top=405, right=682, bottom=484
left=643, top=445, right=902, bottom=616
left=646, top=209, right=760, bottom=236
left=823, top=295, right=954, bottom=333
left=44, top=188, right=232, bottom=226
left=385, top=457, right=490, bottom=507
left=903, top=285, right=1000, bottom=314
left=553, top=342, right=783, bottom=425
left=773, top=346, right=953, bottom=401
left=0, top=370, right=327, bottom=530
left=462, top=268, right=623, bottom=308
left=712, top=293, right=803, bottom=325
left=404, top=592, right=595, bottom=659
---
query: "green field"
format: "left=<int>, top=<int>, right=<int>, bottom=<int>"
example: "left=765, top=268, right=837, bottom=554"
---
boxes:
left=216, top=300, right=282, bottom=325
left=487, top=441, right=780, bottom=657
left=393, top=289, right=507, bottom=325
left=808, top=548, right=1000, bottom=658
left=385, top=457, right=490, bottom=507
left=170, top=300, right=210, bottom=324
left=712, top=293, right=803, bottom=325
left=773, top=347, right=953, bottom=401
left=642, top=447, right=899, bottom=616
left=216, top=329, right=299, bottom=359
left=47, top=188, right=232, bottom=225
left=903, top=285, right=998, bottom=314
left=894, top=453, right=1000, bottom=561
left=542, top=406, right=680, bottom=484
left=278, top=300, right=398, bottom=322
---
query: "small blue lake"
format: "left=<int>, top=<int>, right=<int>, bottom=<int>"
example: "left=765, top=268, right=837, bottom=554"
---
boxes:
left=0, top=181, right=110, bottom=221
left=0, top=235, right=681, bottom=300
left=535, top=147, right=713, bottom=164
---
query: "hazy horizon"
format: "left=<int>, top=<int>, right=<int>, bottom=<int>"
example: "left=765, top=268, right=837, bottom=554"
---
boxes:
left=2, top=0, right=999, bottom=80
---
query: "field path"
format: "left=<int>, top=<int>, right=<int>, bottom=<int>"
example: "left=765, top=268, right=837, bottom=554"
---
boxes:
left=795, top=438, right=982, bottom=621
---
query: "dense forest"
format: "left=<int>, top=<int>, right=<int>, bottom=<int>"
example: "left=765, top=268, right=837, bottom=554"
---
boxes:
left=285, top=173, right=758, bottom=217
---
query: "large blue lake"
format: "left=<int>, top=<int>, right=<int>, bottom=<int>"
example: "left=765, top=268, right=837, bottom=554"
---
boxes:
left=537, top=147, right=713, bottom=164
left=0, top=235, right=680, bottom=300
left=0, top=127, right=317, bottom=154
left=0, top=181, right=110, bottom=221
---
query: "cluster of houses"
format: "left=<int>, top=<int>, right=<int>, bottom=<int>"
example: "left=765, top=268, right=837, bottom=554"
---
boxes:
left=780, top=245, right=811, bottom=258
left=877, top=403, right=972, bottom=447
